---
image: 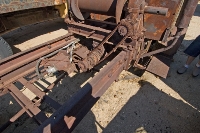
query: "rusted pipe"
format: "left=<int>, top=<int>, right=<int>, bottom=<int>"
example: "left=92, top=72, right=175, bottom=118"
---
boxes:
left=141, top=28, right=185, bottom=58
left=178, top=0, right=199, bottom=28
left=144, top=6, right=168, bottom=16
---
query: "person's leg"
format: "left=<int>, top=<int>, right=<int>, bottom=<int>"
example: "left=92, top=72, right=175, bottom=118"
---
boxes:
left=185, top=56, right=196, bottom=65
left=177, top=35, right=200, bottom=74
left=197, top=59, right=200, bottom=67
left=192, top=56, right=200, bottom=77
left=177, top=56, right=195, bottom=74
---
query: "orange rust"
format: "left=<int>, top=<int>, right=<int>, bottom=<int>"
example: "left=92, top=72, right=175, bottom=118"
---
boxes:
left=144, top=0, right=182, bottom=40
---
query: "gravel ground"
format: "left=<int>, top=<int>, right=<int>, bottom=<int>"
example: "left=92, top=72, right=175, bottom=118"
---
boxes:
left=1, top=3, right=200, bottom=133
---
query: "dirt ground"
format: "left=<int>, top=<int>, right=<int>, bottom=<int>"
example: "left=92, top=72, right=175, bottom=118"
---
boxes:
left=1, top=3, right=200, bottom=133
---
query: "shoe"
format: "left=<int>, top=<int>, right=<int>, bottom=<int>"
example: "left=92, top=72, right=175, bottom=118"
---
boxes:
left=177, top=66, right=188, bottom=74
left=192, top=66, right=200, bottom=77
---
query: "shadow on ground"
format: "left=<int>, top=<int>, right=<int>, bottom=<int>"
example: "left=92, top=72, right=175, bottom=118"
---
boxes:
left=102, top=80, right=200, bottom=133
left=72, top=79, right=200, bottom=133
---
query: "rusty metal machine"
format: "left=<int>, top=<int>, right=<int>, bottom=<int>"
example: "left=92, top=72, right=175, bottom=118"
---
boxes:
left=0, top=0, right=199, bottom=132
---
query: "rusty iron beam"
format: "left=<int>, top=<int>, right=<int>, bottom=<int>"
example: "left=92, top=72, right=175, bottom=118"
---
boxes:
left=68, top=23, right=114, bottom=44
left=70, top=22, right=111, bottom=33
left=0, top=35, right=75, bottom=132
left=0, top=33, right=73, bottom=131
left=0, top=0, right=198, bottom=132
left=0, top=34, right=74, bottom=89
left=0, top=34, right=72, bottom=77
left=144, top=0, right=182, bottom=40
left=33, top=51, right=126, bottom=133
left=178, top=0, right=199, bottom=28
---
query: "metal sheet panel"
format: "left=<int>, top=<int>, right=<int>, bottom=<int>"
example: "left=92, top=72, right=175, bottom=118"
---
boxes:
left=146, top=55, right=171, bottom=78
left=144, top=0, right=182, bottom=40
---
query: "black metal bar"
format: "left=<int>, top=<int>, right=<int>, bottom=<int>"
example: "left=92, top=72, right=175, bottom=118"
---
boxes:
left=43, top=96, right=61, bottom=110
left=33, top=51, right=126, bottom=133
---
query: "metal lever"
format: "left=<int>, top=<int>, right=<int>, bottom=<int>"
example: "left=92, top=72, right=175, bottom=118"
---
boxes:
left=144, top=6, right=169, bottom=16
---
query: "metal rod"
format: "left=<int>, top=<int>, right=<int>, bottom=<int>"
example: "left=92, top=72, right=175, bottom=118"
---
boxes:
left=144, top=6, right=168, bottom=16
left=33, top=51, right=126, bottom=133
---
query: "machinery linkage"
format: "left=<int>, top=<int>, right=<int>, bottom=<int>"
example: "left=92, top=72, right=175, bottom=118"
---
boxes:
left=0, top=0, right=199, bottom=132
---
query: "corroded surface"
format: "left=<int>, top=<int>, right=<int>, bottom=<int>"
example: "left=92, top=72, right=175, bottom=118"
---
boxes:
left=144, top=0, right=182, bottom=40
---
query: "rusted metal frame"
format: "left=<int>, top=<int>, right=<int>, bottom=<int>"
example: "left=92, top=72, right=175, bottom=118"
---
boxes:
left=25, top=70, right=65, bottom=94
left=169, top=0, right=185, bottom=30
left=0, top=87, right=8, bottom=96
left=0, top=36, right=74, bottom=132
left=7, top=83, right=48, bottom=124
left=160, top=0, right=184, bottom=43
left=36, top=38, right=80, bottom=78
left=9, top=91, right=34, bottom=118
left=0, top=33, right=72, bottom=64
left=144, top=0, right=181, bottom=40
left=161, top=0, right=198, bottom=55
left=0, top=36, right=75, bottom=89
left=0, top=62, right=36, bottom=95
left=87, top=23, right=120, bottom=56
left=34, top=51, right=126, bottom=133
left=69, top=27, right=107, bottom=42
left=68, top=25, right=113, bottom=44
left=77, top=45, right=105, bottom=72
left=0, top=35, right=73, bottom=77
left=0, top=62, right=37, bottom=92
left=26, top=69, right=48, bottom=84
left=86, top=19, right=117, bottom=26
left=0, top=92, right=35, bottom=132
left=141, top=28, right=184, bottom=58
left=2, top=91, right=41, bottom=131
left=0, top=33, right=72, bottom=77
left=178, top=0, right=199, bottom=28
left=99, top=31, right=130, bottom=64
left=0, top=91, right=60, bottom=132
left=125, top=0, right=144, bottom=64
left=76, top=23, right=122, bottom=72
left=69, top=22, right=111, bottom=34
left=18, top=77, right=45, bottom=99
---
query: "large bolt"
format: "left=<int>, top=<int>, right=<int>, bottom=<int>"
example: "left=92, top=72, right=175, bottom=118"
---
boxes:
left=118, top=25, right=128, bottom=36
